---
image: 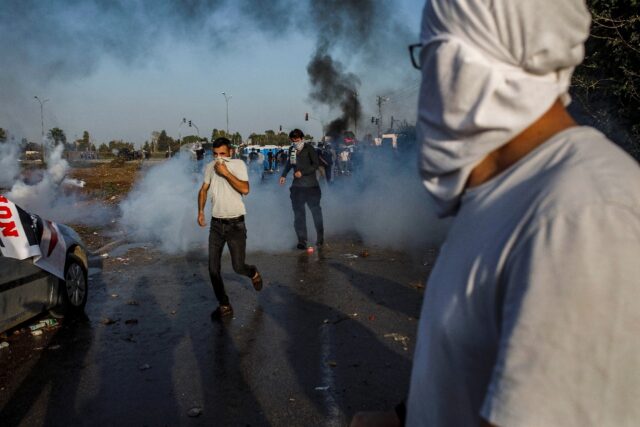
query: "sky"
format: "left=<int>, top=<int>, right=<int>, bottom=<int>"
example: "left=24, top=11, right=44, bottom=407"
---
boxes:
left=0, top=0, right=425, bottom=147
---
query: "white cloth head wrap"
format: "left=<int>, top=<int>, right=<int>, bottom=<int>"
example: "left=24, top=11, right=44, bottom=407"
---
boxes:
left=418, top=0, right=591, bottom=216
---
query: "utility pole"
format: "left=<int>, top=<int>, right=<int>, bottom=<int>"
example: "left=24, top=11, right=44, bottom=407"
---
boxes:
left=353, top=91, right=358, bottom=138
left=34, top=95, right=49, bottom=161
left=376, top=95, right=389, bottom=137
left=221, top=92, right=232, bottom=135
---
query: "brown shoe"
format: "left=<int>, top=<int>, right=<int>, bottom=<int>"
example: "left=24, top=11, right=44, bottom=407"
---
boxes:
left=251, top=270, right=263, bottom=291
left=211, top=304, right=233, bottom=320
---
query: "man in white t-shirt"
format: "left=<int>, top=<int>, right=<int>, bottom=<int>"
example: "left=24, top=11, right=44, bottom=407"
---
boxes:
left=352, top=1, right=640, bottom=426
left=197, top=137, right=262, bottom=320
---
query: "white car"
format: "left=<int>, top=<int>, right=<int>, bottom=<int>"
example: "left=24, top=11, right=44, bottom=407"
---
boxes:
left=0, top=196, right=89, bottom=333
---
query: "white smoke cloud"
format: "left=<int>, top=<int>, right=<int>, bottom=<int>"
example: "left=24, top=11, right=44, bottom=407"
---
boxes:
left=6, top=142, right=112, bottom=225
left=119, top=154, right=207, bottom=253
left=0, top=141, right=21, bottom=188
left=118, top=146, right=449, bottom=255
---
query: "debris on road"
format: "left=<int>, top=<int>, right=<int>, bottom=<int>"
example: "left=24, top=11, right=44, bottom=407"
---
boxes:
left=101, top=253, right=109, bottom=258
left=368, top=314, right=376, bottom=321
left=410, top=281, right=425, bottom=290
left=31, top=330, right=43, bottom=337
left=187, top=407, right=202, bottom=417
left=101, top=318, right=118, bottom=325
left=0, top=341, right=9, bottom=349
left=126, top=300, right=139, bottom=306
left=341, top=253, right=359, bottom=259
left=314, top=386, right=330, bottom=391
left=139, top=363, right=151, bottom=371
left=110, top=294, right=119, bottom=298
left=48, top=344, right=61, bottom=350
left=384, top=333, right=410, bottom=351
left=29, top=319, right=58, bottom=332
left=360, top=249, right=370, bottom=257
left=327, top=360, right=337, bottom=368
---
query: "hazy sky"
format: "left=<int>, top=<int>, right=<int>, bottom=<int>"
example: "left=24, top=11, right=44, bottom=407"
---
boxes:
left=1, top=0, right=424, bottom=146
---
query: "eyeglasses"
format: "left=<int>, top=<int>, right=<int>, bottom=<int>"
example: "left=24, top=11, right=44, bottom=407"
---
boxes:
left=408, top=43, right=423, bottom=70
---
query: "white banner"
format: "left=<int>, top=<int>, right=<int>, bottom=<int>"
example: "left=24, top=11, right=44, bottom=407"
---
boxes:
left=0, top=195, right=67, bottom=279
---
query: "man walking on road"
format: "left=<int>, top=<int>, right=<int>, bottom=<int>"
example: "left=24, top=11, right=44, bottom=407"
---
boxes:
left=197, top=137, right=262, bottom=320
left=352, top=0, right=640, bottom=426
left=279, top=128, right=324, bottom=249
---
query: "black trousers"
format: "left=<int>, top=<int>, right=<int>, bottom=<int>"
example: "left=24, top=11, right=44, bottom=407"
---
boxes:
left=208, top=219, right=256, bottom=306
left=325, top=163, right=333, bottom=183
left=290, top=186, right=324, bottom=245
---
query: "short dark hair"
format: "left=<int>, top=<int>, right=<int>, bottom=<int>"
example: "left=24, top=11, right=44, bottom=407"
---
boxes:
left=212, top=137, right=231, bottom=149
left=289, top=129, right=304, bottom=140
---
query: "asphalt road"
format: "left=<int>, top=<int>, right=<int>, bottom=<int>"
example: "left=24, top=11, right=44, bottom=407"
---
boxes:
left=0, top=239, right=435, bottom=426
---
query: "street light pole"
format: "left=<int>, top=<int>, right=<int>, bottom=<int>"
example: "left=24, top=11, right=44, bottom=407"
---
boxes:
left=221, top=92, right=232, bottom=136
left=34, top=96, right=49, bottom=161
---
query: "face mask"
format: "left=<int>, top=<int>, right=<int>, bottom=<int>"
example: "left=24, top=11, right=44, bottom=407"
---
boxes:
left=417, top=0, right=589, bottom=217
left=293, top=141, right=305, bottom=151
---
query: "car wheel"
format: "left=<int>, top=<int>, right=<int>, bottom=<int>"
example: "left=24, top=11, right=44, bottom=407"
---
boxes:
left=53, top=254, right=88, bottom=317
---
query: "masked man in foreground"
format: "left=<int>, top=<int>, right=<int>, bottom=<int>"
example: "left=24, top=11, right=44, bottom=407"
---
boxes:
left=352, top=0, right=640, bottom=425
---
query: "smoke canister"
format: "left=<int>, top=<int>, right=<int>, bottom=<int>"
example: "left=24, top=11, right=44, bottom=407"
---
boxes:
left=307, top=246, right=314, bottom=254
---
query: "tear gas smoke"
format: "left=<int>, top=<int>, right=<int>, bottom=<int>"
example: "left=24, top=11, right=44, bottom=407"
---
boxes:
left=1, top=0, right=416, bottom=138
left=5, top=143, right=112, bottom=225
left=0, top=141, right=21, bottom=188
left=118, top=144, right=448, bottom=255
left=119, top=154, right=208, bottom=254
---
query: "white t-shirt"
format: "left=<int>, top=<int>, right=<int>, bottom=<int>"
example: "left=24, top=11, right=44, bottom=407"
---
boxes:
left=407, top=127, right=640, bottom=427
left=203, top=158, right=249, bottom=219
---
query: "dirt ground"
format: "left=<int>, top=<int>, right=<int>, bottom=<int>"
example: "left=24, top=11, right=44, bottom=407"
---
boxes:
left=66, top=160, right=144, bottom=250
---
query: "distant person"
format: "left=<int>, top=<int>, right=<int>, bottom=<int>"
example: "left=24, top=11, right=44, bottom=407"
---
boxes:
left=279, top=128, right=324, bottom=249
left=267, top=151, right=274, bottom=172
left=197, top=137, right=263, bottom=320
left=338, top=149, right=350, bottom=175
left=351, top=0, right=640, bottom=426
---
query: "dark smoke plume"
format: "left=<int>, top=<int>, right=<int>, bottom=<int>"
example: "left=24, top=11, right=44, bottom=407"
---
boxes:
left=307, top=46, right=362, bottom=137
left=0, top=0, right=416, bottom=137
left=304, top=0, right=411, bottom=137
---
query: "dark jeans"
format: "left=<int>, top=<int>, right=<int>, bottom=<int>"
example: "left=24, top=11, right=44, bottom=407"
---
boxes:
left=290, top=186, right=324, bottom=245
left=208, top=219, right=256, bottom=306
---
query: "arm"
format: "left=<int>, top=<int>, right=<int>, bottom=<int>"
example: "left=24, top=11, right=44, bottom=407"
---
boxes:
left=214, top=161, right=249, bottom=195
left=280, top=155, right=293, bottom=184
left=197, top=182, right=210, bottom=227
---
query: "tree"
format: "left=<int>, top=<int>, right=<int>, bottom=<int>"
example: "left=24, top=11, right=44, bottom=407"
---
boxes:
left=181, top=135, right=200, bottom=145
left=98, top=143, right=109, bottom=153
left=75, top=130, right=91, bottom=151
left=156, top=130, right=174, bottom=152
left=211, top=128, right=227, bottom=141
left=231, top=132, right=243, bottom=144
left=0, top=128, right=7, bottom=143
left=48, top=127, right=67, bottom=146
left=572, top=1, right=640, bottom=158
left=143, top=141, right=151, bottom=152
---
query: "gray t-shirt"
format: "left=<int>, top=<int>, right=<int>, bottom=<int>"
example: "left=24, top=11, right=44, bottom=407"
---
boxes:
left=203, top=158, right=249, bottom=219
left=407, top=127, right=640, bottom=426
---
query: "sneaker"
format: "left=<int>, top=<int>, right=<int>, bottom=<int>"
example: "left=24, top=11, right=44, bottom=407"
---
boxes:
left=211, top=304, right=233, bottom=320
left=251, top=270, right=263, bottom=291
left=296, top=243, right=307, bottom=250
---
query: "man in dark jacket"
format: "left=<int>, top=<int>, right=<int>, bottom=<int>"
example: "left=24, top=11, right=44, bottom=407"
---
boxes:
left=279, top=128, right=324, bottom=249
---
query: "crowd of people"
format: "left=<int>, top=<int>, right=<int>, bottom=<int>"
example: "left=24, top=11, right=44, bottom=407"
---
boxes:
left=194, top=1, right=640, bottom=426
